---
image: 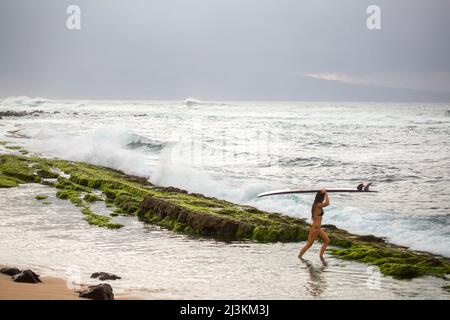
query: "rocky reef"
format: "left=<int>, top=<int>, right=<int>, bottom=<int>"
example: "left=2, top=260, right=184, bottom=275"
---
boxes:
left=1, top=153, right=449, bottom=282
left=0, top=110, right=44, bottom=119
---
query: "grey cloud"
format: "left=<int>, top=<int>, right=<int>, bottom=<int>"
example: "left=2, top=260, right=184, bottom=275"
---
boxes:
left=1, top=0, right=449, bottom=101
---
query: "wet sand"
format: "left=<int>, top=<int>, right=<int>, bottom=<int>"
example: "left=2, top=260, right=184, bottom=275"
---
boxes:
left=0, top=273, right=82, bottom=300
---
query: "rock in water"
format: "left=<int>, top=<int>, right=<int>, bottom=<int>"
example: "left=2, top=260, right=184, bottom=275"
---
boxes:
left=0, top=267, right=21, bottom=276
left=90, top=272, right=121, bottom=281
left=12, top=270, right=42, bottom=283
left=79, top=283, right=114, bottom=300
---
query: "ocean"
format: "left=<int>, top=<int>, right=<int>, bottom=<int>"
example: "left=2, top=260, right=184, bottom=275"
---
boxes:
left=0, top=96, right=449, bottom=299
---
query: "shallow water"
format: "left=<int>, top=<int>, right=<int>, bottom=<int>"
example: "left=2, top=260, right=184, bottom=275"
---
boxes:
left=0, top=184, right=448, bottom=299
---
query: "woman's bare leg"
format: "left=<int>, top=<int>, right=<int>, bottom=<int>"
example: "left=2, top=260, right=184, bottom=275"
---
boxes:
left=318, top=229, right=330, bottom=258
left=298, top=227, right=319, bottom=258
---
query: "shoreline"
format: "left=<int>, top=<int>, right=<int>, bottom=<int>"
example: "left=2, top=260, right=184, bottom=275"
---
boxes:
left=0, top=265, right=141, bottom=300
left=0, top=273, right=83, bottom=300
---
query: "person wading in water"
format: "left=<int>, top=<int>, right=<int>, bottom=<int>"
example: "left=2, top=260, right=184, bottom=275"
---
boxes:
left=298, top=189, right=330, bottom=260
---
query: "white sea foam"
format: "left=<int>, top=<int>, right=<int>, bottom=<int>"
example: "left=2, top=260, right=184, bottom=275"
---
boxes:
left=22, top=127, right=152, bottom=177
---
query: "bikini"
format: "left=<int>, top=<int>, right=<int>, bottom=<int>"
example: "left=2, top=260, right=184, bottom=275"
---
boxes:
left=311, top=207, right=324, bottom=229
left=311, top=207, right=324, bottom=219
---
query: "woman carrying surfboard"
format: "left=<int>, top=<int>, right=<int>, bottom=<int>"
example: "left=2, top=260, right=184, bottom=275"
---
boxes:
left=298, top=189, right=330, bottom=259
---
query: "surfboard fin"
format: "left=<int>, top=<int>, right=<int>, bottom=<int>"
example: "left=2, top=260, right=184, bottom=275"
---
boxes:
left=363, top=182, right=373, bottom=191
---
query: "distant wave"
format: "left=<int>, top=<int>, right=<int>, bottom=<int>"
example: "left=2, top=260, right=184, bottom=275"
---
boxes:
left=278, top=156, right=348, bottom=168
left=184, top=98, right=206, bottom=106
left=127, top=134, right=167, bottom=152
left=1, top=96, right=49, bottom=107
left=183, top=98, right=228, bottom=107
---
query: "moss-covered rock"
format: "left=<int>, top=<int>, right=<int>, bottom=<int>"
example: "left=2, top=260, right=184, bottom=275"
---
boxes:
left=36, top=169, right=59, bottom=179
left=35, top=194, right=48, bottom=200
left=56, top=189, right=83, bottom=207
left=5, top=145, right=22, bottom=150
left=329, top=244, right=450, bottom=279
left=114, top=193, right=141, bottom=215
left=0, top=155, right=36, bottom=183
left=81, top=207, right=123, bottom=229
left=83, top=193, right=103, bottom=202
left=0, top=175, right=19, bottom=188
left=137, top=195, right=307, bottom=241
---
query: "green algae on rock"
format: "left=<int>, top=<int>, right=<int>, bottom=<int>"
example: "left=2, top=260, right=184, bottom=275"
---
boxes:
left=0, top=154, right=123, bottom=230
left=35, top=194, right=48, bottom=200
left=81, top=207, right=123, bottom=229
left=1, top=153, right=449, bottom=281
left=83, top=193, right=103, bottom=202
left=0, top=175, right=19, bottom=188
left=329, top=244, right=450, bottom=279
left=5, top=145, right=23, bottom=150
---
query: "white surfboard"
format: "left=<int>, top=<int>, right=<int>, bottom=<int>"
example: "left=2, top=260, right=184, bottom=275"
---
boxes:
left=256, top=184, right=377, bottom=198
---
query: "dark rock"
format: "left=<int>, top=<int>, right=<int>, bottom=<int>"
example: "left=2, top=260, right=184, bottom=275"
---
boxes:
left=90, top=272, right=121, bottom=281
left=12, top=269, right=42, bottom=283
left=422, top=258, right=444, bottom=267
left=0, top=267, right=21, bottom=276
left=158, top=186, right=188, bottom=194
left=0, top=110, right=44, bottom=118
left=79, top=283, right=114, bottom=300
left=357, top=234, right=386, bottom=243
left=103, top=190, right=117, bottom=200
left=321, top=224, right=338, bottom=230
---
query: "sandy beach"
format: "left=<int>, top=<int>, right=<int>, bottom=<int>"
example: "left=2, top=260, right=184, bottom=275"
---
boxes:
left=0, top=273, right=82, bottom=300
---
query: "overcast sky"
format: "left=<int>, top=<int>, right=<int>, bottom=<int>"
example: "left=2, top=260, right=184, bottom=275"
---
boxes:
left=1, top=0, right=450, bottom=101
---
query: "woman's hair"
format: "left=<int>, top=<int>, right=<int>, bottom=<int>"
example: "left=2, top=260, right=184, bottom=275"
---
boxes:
left=311, top=191, right=325, bottom=219
left=314, top=191, right=325, bottom=204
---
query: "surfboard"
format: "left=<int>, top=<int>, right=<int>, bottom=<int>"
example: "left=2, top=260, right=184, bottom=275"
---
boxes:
left=256, top=187, right=377, bottom=198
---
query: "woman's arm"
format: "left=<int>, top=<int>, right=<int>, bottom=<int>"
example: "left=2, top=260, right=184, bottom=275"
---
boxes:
left=318, top=189, right=330, bottom=207
left=323, top=192, right=329, bottom=207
